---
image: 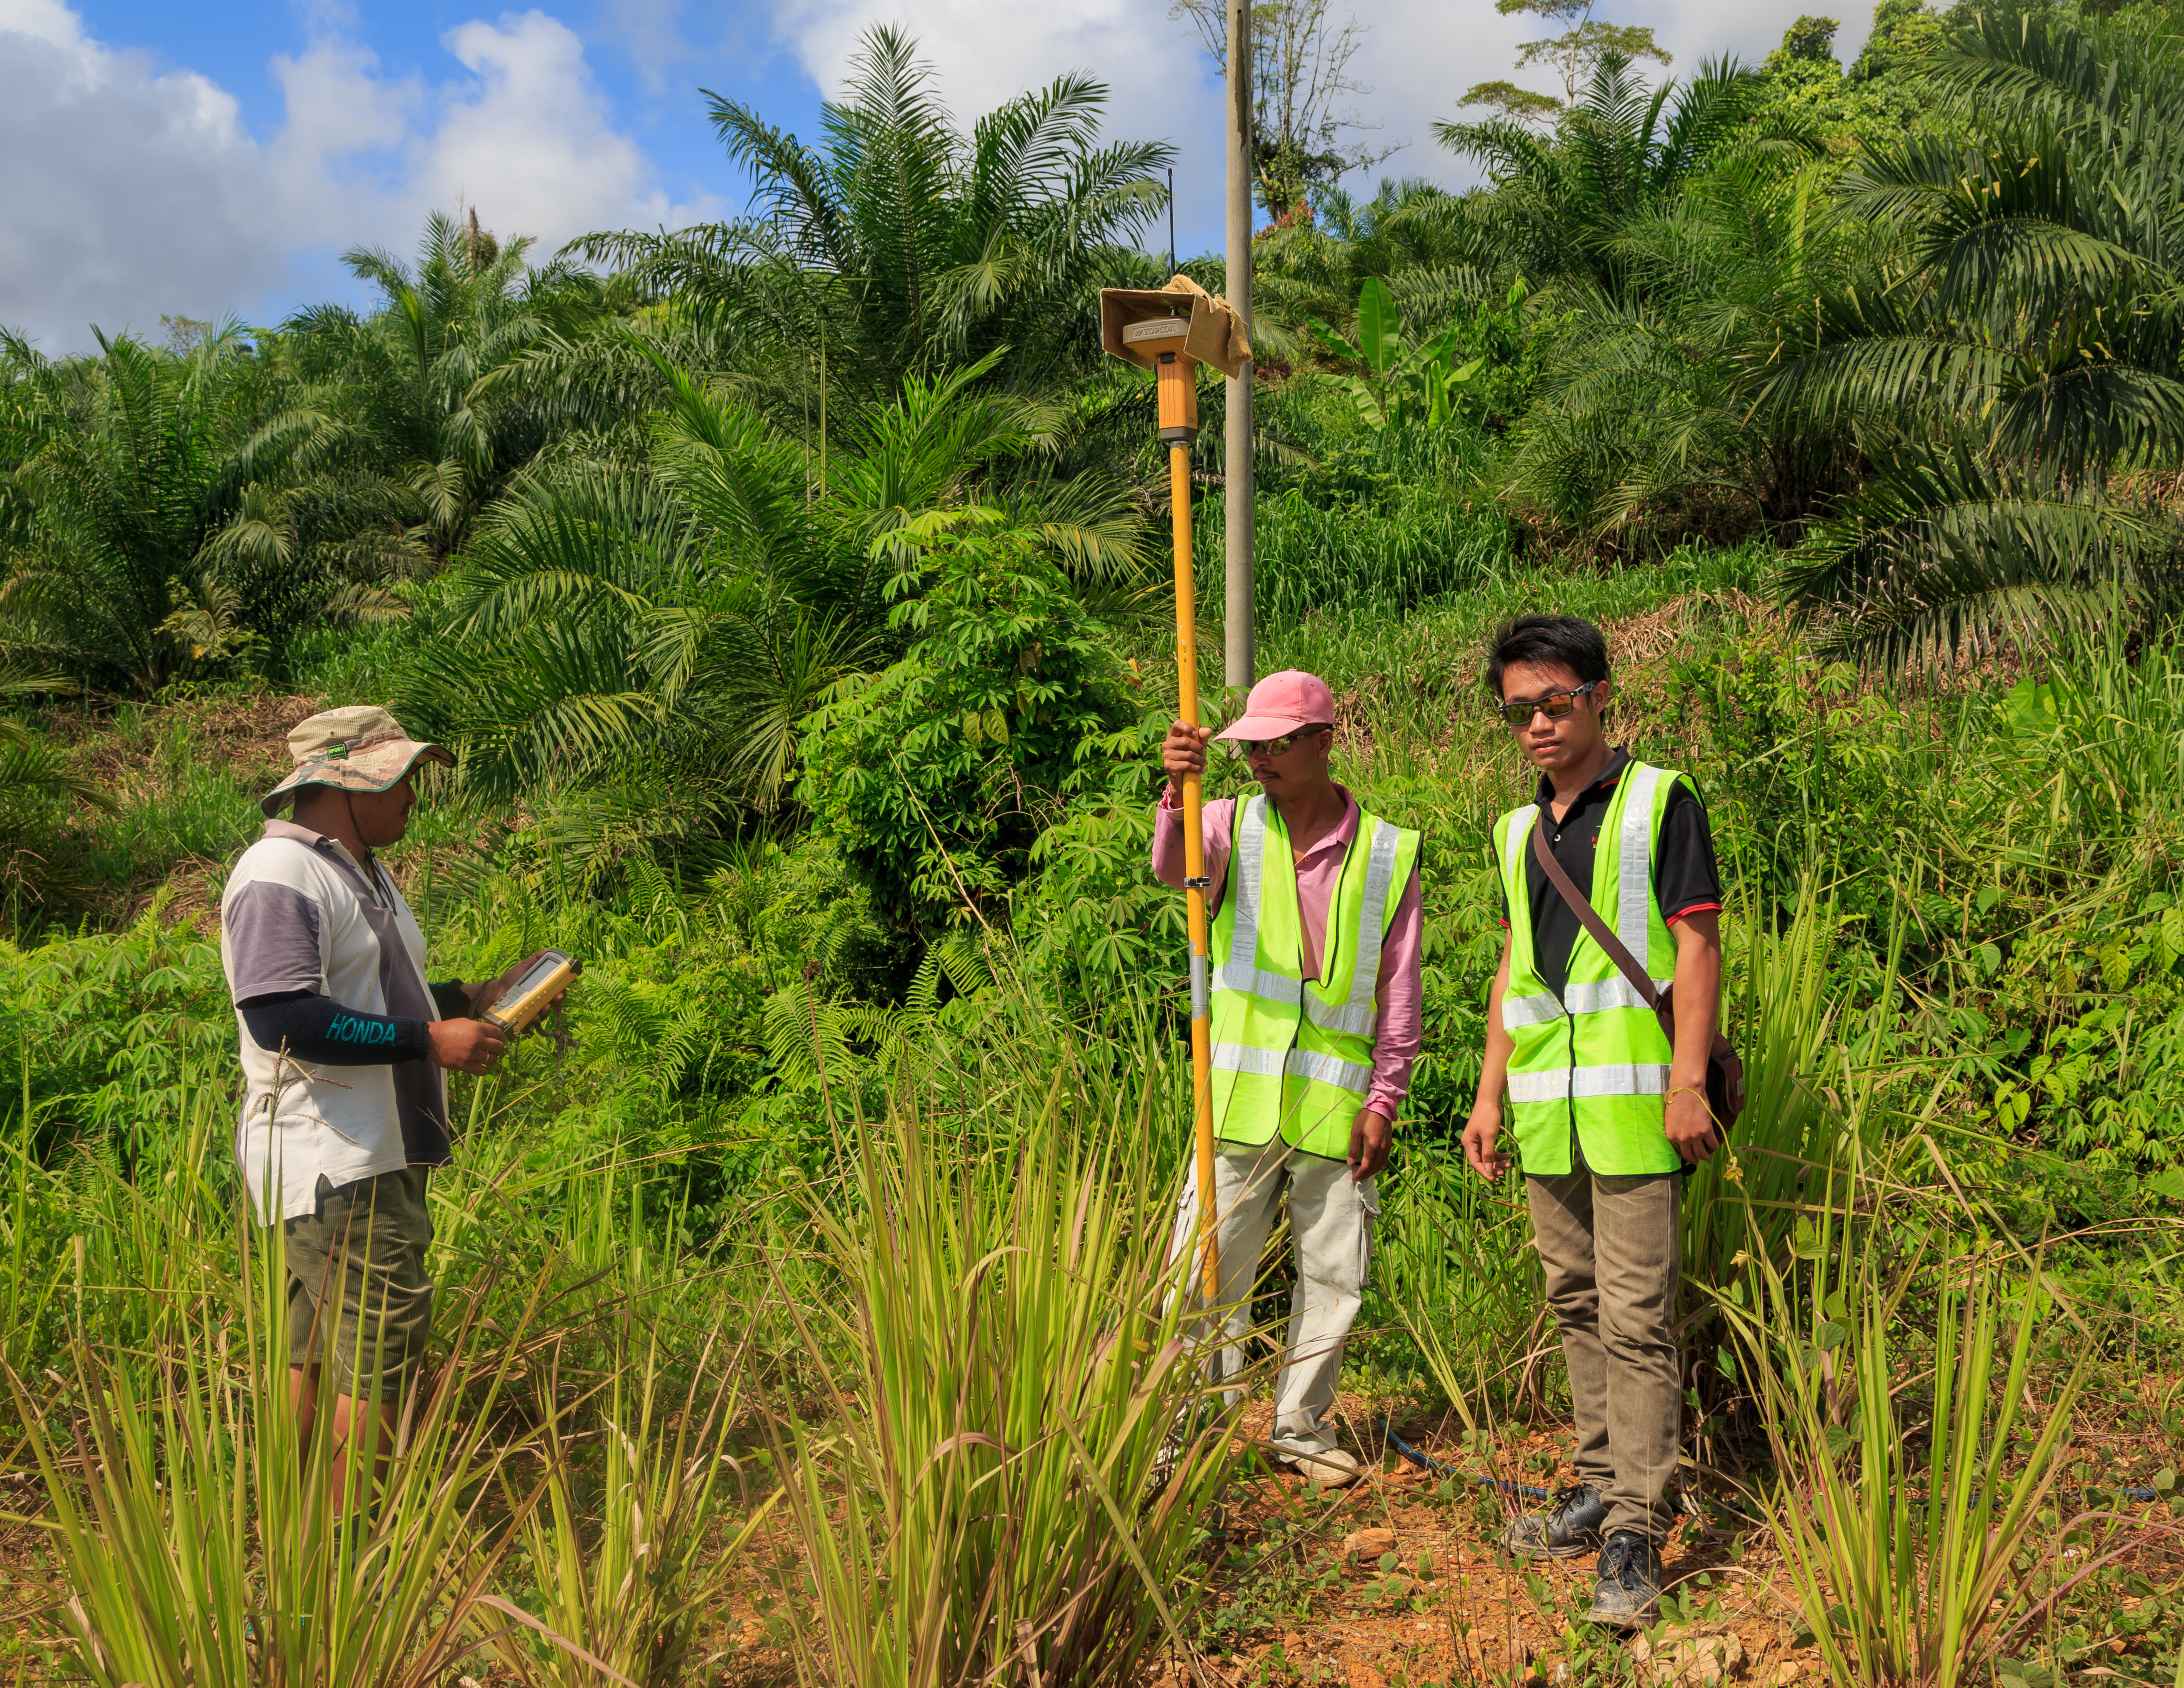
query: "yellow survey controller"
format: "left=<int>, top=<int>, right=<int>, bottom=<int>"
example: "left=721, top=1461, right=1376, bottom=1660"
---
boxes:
left=480, top=950, right=582, bottom=1036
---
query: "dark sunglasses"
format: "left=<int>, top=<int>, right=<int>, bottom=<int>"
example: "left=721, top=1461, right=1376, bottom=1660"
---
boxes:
left=1494, top=681, right=1599, bottom=726
left=1227, top=725, right=1332, bottom=758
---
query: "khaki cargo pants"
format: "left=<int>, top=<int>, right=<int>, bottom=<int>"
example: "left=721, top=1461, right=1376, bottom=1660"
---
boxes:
left=1526, top=1139, right=1682, bottom=1541
left=1171, top=1139, right=1379, bottom=1461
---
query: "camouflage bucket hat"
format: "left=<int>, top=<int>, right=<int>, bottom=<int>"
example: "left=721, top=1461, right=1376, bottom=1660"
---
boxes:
left=261, top=705, right=455, bottom=818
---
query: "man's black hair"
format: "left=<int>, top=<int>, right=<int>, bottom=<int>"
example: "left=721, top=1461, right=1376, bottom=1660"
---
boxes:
left=1485, top=615, right=1610, bottom=696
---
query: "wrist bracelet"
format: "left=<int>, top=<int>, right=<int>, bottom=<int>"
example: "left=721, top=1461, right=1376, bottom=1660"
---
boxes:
left=1666, top=1085, right=1706, bottom=1102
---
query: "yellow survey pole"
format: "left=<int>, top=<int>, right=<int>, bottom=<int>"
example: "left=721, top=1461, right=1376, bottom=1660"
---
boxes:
left=1098, top=277, right=1251, bottom=1308
left=1159, top=354, right=1219, bottom=1304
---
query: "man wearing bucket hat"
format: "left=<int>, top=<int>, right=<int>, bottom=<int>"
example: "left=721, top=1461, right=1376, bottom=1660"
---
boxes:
left=1155, top=671, right=1424, bottom=1488
left=219, top=705, right=553, bottom=1506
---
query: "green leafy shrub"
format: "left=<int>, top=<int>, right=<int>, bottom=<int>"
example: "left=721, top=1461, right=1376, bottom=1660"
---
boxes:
left=2016, top=922, right=2184, bottom=1174
left=1013, top=726, right=1178, bottom=998
left=801, top=517, right=1135, bottom=937
left=0, top=911, right=233, bottom=1156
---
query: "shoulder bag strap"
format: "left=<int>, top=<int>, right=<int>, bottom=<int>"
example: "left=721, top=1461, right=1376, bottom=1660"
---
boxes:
left=1531, top=815, right=1660, bottom=1010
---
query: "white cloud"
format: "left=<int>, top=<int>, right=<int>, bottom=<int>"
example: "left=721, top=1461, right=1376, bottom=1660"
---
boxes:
left=275, top=10, right=719, bottom=256
left=270, top=36, right=418, bottom=180
left=597, top=0, right=693, bottom=90
left=0, top=0, right=718, bottom=353
left=409, top=12, right=710, bottom=242
left=0, top=0, right=288, bottom=348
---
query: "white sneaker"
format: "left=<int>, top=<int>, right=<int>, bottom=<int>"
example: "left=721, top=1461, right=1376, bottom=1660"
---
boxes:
left=1283, top=1446, right=1363, bottom=1488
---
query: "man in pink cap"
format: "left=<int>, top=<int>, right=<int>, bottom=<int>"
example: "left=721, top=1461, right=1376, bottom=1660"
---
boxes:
left=1155, top=670, right=1425, bottom=1487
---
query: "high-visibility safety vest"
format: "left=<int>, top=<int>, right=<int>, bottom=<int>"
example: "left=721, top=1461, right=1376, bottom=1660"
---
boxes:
left=1208, top=796, right=1422, bottom=1160
left=1491, top=761, right=1687, bottom=1177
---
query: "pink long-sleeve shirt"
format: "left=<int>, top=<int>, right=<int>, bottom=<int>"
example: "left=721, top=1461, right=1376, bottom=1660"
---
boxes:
left=1151, top=783, right=1424, bottom=1126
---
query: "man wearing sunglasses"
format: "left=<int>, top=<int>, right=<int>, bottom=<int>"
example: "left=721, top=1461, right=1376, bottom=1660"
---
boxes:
left=1460, top=615, right=1723, bottom=1627
left=1155, top=670, right=1424, bottom=1489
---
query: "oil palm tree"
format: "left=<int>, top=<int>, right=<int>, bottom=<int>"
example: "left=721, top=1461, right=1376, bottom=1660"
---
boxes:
left=1433, top=52, right=1770, bottom=303
left=0, top=668, right=114, bottom=919
left=571, top=26, right=1174, bottom=404
left=0, top=670, right=106, bottom=811
left=397, top=344, right=1146, bottom=873
left=0, top=321, right=431, bottom=694
left=0, top=325, right=276, bottom=694
left=277, top=210, right=611, bottom=561
left=1498, top=137, right=1851, bottom=546
left=1250, top=178, right=1514, bottom=363
left=1771, top=6, right=2184, bottom=664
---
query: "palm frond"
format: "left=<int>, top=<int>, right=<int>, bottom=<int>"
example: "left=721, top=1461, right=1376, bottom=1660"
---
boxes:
left=1781, top=444, right=2184, bottom=668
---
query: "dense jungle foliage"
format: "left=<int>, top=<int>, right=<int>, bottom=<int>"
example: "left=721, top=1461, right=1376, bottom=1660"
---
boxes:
left=3, top=4, right=2184, bottom=1686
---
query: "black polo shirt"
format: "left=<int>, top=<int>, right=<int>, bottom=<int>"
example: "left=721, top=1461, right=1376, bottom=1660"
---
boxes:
left=1493, top=748, right=1722, bottom=997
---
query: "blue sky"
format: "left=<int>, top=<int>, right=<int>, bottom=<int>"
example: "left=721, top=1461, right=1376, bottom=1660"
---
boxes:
left=1, top=0, right=1873, bottom=353
left=71, top=0, right=819, bottom=247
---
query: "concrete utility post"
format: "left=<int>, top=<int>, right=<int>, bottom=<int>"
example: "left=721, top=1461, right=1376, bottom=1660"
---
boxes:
left=1223, top=0, right=1254, bottom=692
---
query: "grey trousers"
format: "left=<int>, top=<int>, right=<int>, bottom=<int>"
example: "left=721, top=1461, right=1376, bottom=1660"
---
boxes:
left=1525, top=1150, right=1683, bottom=1540
left=1171, top=1141, right=1379, bottom=1457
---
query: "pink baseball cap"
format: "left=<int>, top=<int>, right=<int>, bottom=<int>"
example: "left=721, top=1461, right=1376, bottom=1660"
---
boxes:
left=1215, top=670, right=1336, bottom=741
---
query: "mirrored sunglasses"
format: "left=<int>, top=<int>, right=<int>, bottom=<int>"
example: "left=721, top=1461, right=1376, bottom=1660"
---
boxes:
left=1225, top=726, right=1331, bottom=758
left=1494, top=680, right=1599, bottom=726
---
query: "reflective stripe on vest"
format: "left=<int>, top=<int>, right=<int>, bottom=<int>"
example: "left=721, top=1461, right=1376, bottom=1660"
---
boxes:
left=1215, top=812, right=1403, bottom=1039
left=1501, top=975, right=1669, bottom=1030
left=1615, top=764, right=1665, bottom=974
left=1212, top=1041, right=1376, bottom=1093
left=1507, top=1063, right=1672, bottom=1104
left=1494, top=761, right=1686, bottom=1178
left=1206, top=795, right=1421, bottom=1159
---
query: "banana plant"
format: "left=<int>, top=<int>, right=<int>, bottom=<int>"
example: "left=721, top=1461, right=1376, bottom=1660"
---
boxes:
left=1308, top=275, right=1484, bottom=430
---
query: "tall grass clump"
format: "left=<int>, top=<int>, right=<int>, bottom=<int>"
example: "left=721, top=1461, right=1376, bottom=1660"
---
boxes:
left=8, top=1217, right=557, bottom=1688
left=499, top=1325, right=771, bottom=1688
left=1192, top=399, right=1511, bottom=628
left=2, top=1090, right=781, bottom=1688
left=766, top=1060, right=1237, bottom=1688
left=491, top=1171, right=778, bottom=1688
left=1240, top=493, right=1509, bottom=626
left=1683, top=876, right=1856, bottom=1297
left=1374, top=1138, right=1537, bottom=1431
left=1718, top=1163, right=2097, bottom=1688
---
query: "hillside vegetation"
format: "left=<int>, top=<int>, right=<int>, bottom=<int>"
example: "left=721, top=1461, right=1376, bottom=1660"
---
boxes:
left=2, top=5, right=2183, bottom=1687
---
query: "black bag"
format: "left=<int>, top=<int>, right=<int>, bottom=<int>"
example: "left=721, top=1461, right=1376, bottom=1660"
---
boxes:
left=1529, top=821, right=1745, bottom=1137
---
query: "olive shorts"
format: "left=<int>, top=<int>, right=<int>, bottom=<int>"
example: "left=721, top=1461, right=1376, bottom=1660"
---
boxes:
left=283, top=1166, right=435, bottom=1403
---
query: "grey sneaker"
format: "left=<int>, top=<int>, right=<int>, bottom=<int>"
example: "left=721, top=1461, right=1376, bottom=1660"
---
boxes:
left=1502, top=1482, right=1608, bottom=1559
left=1587, top=1529, right=1661, bottom=1627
